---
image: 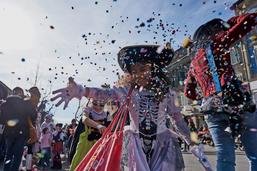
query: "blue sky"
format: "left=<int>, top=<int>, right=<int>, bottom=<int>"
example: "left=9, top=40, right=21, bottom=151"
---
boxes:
left=0, top=0, right=238, bottom=123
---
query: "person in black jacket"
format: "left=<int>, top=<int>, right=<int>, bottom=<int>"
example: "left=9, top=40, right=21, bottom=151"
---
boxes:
left=1, top=87, right=34, bottom=171
left=24, top=86, right=41, bottom=171
left=0, top=85, right=10, bottom=162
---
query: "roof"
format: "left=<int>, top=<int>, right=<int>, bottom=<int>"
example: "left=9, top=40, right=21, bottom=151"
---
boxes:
left=0, top=81, right=12, bottom=99
left=0, top=81, right=11, bottom=92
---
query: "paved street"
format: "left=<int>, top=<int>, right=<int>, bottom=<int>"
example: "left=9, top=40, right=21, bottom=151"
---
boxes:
left=0, top=146, right=249, bottom=171
left=183, top=146, right=249, bottom=171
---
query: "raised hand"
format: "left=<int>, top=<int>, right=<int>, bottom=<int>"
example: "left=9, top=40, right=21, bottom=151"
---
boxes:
left=96, top=124, right=106, bottom=134
left=51, top=77, right=85, bottom=109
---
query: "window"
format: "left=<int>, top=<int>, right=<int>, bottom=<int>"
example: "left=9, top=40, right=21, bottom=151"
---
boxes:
left=236, top=73, right=244, bottom=81
left=180, top=94, right=189, bottom=106
left=230, top=46, right=241, bottom=65
left=254, top=45, right=257, bottom=58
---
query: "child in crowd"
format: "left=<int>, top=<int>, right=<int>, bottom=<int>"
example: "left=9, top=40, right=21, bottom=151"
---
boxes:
left=38, top=127, right=52, bottom=170
left=51, top=123, right=65, bottom=169
left=70, top=99, right=110, bottom=171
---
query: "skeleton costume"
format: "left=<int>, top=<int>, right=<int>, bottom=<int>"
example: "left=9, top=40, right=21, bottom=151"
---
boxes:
left=85, top=87, right=190, bottom=171
left=82, top=45, right=191, bottom=171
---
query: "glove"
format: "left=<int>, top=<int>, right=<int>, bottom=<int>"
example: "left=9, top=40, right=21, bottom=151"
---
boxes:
left=51, top=77, right=85, bottom=109
left=182, top=37, right=193, bottom=48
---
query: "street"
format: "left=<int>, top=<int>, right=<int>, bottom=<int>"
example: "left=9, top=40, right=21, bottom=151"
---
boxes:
left=48, top=147, right=250, bottom=171
left=184, top=146, right=249, bottom=171
left=0, top=145, right=249, bottom=171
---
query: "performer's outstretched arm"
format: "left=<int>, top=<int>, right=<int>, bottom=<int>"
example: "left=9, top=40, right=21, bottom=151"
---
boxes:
left=51, top=77, right=126, bottom=109
left=214, top=12, right=257, bottom=49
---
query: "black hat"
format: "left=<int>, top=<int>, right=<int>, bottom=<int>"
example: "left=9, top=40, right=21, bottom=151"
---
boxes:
left=117, top=44, right=174, bottom=73
left=193, top=18, right=229, bottom=42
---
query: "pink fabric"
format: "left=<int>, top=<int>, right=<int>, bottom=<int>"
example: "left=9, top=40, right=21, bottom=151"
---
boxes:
left=40, top=133, right=52, bottom=149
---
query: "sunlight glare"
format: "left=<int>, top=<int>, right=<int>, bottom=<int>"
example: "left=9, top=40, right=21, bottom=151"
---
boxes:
left=0, top=3, right=36, bottom=50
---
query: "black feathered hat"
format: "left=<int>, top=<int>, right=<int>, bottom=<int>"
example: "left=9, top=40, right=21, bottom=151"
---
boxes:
left=193, top=18, right=230, bottom=42
left=117, top=44, right=174, bottom=73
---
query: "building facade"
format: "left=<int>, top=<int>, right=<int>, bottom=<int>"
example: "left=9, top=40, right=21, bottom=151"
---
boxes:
left=231, top=0, right=257, bottom=102
left=167, top=46, right=205, bottom=128
left=166, top=47, right=192, bottom=114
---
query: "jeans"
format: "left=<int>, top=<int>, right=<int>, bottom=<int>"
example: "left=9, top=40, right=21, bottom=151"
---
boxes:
left=205, top=111, right=257, bottom=171
left=4, top=133, right=27, bottom=171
